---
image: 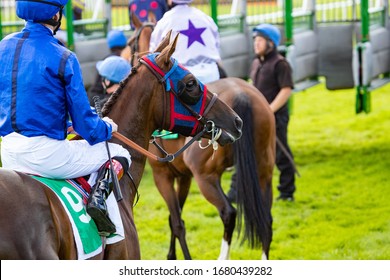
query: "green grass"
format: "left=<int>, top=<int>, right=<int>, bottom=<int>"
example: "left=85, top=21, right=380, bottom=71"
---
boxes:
left=133, top=82, right=390, bottom=260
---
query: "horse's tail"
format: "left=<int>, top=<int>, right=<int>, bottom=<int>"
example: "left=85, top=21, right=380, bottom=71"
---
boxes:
left=232, top=94, right=272, bottom=249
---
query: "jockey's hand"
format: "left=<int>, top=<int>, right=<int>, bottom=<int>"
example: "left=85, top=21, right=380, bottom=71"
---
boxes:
left=103, top=117, right=118, bottom=133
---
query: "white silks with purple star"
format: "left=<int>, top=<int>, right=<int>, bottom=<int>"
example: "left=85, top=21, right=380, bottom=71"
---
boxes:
left=150, top=4, right=222, bottom=84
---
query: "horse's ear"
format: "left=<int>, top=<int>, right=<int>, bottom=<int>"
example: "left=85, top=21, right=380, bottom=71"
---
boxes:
left=154, top=30, right=172, bottom=52
left=148, top=11, right=157, bottom=25
left=168, top=33, right=179, bottom=57
left=131, top=11, right=142, bottom=29
left=161, top=33, right=179, bottom=65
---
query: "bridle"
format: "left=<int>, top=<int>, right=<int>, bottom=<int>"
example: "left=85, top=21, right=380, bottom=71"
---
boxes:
left=128, top=22, right=155, bottom=66
left=139, top=55, right=219, bottom=131
left=112, top=54, right=221, bottom=162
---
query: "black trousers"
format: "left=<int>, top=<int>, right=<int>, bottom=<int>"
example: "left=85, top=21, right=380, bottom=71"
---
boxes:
left=275, top=110, right=296, bottom=196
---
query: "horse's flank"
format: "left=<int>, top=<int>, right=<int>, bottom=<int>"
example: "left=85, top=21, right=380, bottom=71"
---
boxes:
left=0, top=169, right=77, bottom=259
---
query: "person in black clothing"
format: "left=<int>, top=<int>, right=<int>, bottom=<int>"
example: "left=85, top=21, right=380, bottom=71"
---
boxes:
left=87, top=30, right=127, bottom=106
left=227, top=23, right=296, bottom=202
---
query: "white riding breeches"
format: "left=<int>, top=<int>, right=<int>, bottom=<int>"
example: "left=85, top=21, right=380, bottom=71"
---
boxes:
left=0, top=132, right=131, bottom=179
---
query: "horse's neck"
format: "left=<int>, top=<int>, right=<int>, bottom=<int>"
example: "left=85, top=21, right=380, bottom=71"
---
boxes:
left=111, top=85, right=157, bottom=189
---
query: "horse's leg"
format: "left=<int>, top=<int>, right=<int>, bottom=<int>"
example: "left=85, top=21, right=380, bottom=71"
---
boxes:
left=103, top=178, right=141, bottom=260
left=149, top=136, right=193, bottom=259
left=124, top=212, right=141, bottom=259
left=118, top=200, right=141, bottom=260
left=168, top=215, right=178, bottom=260
left=153, top=172, right=179, bottom=259
left=155, top=174, right=191, bottom=260
left=191, top=172, right=236, bottom=260
left=184, top=141, right=235, bottom=260
left=104, top=224, right=140, bottom=260
left=174, top=175, right=192, bottom=259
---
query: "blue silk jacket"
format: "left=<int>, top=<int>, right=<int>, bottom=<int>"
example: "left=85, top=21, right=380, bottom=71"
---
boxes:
left=0, top=22, right=111, bottom=145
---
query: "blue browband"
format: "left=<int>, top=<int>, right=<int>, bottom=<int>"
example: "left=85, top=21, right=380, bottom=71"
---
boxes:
left=144, top=52, right=205, bottom=94
left=141, top=53, right=208, bottom=136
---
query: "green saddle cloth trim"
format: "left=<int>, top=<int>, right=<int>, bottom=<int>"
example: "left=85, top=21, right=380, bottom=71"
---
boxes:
left=152, top=130, right=179, bottom=140
left=31, top=176, right=101, bottom=254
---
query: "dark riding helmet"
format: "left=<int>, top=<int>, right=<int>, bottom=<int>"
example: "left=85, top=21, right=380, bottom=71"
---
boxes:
left=252, top=23, right=281, bottom=48
left=16, top=0, right=68, bottom=22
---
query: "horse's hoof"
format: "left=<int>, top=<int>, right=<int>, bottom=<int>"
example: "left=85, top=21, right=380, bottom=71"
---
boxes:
left=276, top=194, right=294, bottom=202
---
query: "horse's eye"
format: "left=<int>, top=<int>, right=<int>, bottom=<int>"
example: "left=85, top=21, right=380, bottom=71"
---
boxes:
left=177, top=78, right=201, bottom=105
left=186, top=80, right=197, bottom=90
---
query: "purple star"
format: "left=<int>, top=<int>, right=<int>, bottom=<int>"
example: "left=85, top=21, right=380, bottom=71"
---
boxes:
left=179, top=20, right=207, bottom=48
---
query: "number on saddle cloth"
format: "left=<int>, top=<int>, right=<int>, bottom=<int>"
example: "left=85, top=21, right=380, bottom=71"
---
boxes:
left=30, top=175, right=102, bottom=256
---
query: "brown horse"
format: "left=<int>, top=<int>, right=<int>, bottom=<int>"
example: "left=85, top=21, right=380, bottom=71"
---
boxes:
left=124, top=13, right=276, bottom=260
left=0, top=33, right=243, bottom=260
left=149, top=78, right=276, bottom=260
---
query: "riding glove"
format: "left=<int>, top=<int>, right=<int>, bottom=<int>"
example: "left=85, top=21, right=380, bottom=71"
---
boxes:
left=102, top=117, right=118, bottom=133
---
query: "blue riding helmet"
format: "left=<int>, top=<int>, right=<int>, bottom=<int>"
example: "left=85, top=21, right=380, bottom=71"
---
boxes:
left=16, top=0, right=68, bottom=22
left=96, top=56, right=131, bottom=83
left=252, top=23, right=281, bottom=47
left=107, top=30, right=127, bottom=49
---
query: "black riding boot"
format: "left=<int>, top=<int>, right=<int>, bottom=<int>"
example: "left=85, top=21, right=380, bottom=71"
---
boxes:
left=87, top=163, right=116, bottom=236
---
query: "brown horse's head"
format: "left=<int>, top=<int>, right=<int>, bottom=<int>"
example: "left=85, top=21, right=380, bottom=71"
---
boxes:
left=107, top=30, right=242, bottom=146
left=145, top=34, right=243, bottom=145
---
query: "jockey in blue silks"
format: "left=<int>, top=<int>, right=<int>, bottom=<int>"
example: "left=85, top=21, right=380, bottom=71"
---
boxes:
left=0, top=0, right=131, bottom=236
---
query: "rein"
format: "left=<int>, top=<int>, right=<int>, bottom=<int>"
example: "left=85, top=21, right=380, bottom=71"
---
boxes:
left=113, top=122, right=211, bottom=162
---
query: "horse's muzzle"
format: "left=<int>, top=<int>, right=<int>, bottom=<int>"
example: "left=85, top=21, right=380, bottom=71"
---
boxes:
left=218, top=116, right=243, bottom=145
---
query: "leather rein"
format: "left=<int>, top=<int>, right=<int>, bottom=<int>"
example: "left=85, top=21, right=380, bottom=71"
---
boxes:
left=112, top=56, right=221, bottom=162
